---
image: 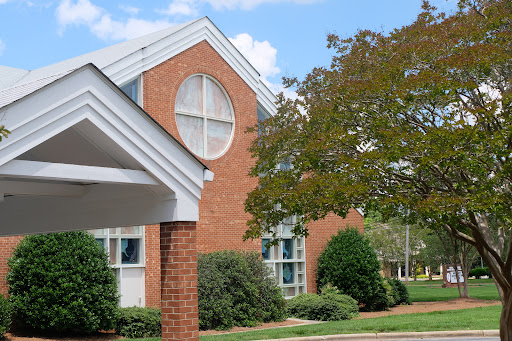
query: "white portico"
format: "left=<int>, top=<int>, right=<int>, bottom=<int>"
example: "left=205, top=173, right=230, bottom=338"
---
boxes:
left=0, top=63, right=209, bottom=340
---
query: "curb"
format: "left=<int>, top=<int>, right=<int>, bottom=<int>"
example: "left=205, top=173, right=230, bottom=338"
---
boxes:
left=257, top=329, right=500, bottom=340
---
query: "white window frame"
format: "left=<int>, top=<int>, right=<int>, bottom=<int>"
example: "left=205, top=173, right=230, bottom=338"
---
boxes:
left=90, top=226, right=146, bottom=306
left=119, top=76, right=142, bottom=106
left=262, top=216, right=307, bottom=299
left=175, top=74, right=235, bottom=160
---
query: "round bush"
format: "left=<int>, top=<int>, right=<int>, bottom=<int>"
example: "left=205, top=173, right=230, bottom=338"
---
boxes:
left=0, top=295, right=11, bottom=338
left=286, top=293, right=358, bottom=321
left=317, top=228, right=384, bottom=311
left=469, top=267, right=488, bottom=279
left=116, top=307, right=161, bottom=338
left=7, top=231, right=119, bottom=334
left=198, top=250, right=286, bottom=330
left=388, top=278, right=411, bottom=305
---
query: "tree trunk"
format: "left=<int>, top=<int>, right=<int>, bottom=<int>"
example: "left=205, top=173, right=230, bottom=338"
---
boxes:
left=500, top=289, right=512, bottom=341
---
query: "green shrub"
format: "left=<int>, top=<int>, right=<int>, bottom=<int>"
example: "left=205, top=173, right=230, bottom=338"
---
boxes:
left=364, top=279, right=395, bottom=312
left=116, top=307, right=160, bottom=338
left=198, top=250, right=286, bottom=330
left=7, top=231, right=119, bottom=334
left=286, top=292, right=358, bottom=321
left=470, top=268, right=488, bottom=279
left=317, top=228, right=385, bottom=311
left=0, top=295, right=11, bottom=338
left=388, top=278, right=411, bottom=305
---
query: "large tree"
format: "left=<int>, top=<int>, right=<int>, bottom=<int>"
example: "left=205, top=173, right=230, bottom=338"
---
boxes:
left=245, top=1, right=512, bottom=339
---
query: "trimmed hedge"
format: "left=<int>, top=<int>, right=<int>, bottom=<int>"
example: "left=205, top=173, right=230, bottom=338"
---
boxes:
left=286, top=292, right=359, bottom=321
left=198, top=250, right=286, bottom=330
left=0, top=295, right=11, bottom=338
left=116, top=307, right=161, bottom=338
left=469, top=267, right=489, bottom=279
left=7, top=231, right=119, bottom=334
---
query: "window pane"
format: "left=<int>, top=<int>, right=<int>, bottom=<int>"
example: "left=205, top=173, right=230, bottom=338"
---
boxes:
left=120, top=78, right=138, bottom=103
left=286, top=287, right=295, bottom=297
left=95, top=238, right=105, bottom=248
left=121, top=226, right=141, bottom=235
left=206, top=120, right=232, bottom=158
left=283, top=239, right=294, bottom=259
left=176, top=75, right=202, bottom=114
left=176, top=114, right=204, bottom=157
left=121, top=239, right=140, bottom=264
left=109, top=239, right=117, bottom=264
left=90, top=228, right=107, bottom=236
left=262, top=239, right=271, bottom=260
left=205, top=78, right=231, bottom=119
left=282, top=263, right=295, bottom=284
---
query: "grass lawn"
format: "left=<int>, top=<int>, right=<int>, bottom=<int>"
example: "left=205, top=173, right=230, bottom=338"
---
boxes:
left=127, top=278, right=502, bottom=341
left=406, top=278, right=500, bottom=302
left=127, top=305, right=501, bottom=341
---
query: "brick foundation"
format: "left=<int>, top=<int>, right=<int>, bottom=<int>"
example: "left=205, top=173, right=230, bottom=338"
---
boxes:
left=160, top=221, right=199, bottom=341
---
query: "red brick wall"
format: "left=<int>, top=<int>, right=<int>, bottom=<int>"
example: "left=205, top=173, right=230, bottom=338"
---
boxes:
left=0, top=236, right=23, bottom=296
left=143, top=40, right=260, bottom=255
left=160, top=221, right=198, bottom=341
left=145, top=224, right=161, bottom=308
left=305, top=209, right=364, bottom=293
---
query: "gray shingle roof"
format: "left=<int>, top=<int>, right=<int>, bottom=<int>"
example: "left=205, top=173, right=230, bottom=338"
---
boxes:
left=0, top=65, right=29, bottom=90
left=3, top=18, right=201, bottom=89
left=0, top=69, right=74, bottom=108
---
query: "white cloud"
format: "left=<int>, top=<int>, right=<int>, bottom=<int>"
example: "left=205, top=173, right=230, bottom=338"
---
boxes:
left=206, top=0, right=319, bottom=11
left=229, top=33, right=296, bottom=99
left=119, top=4, right=140, bottom=16
left=159, top=0, right=320, bottom=16
left=0, top=0, right=11, bottom=4
left=91, top=16, right=172, bottom=40
left=229, top=33, right=280, bottom=81
left=158, top=0, right=198, bottom=16
left=56, top=0, right=102, bottom=33
left=56, top=0, right=173, bottom=41
left=0, top=39, right=5, bottom=56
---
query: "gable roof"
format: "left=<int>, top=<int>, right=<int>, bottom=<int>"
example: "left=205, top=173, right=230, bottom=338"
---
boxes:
left=0, top=64, right=210, bottom=235
left=0, top=65, right=29, bottom=90
left=1, top=17, right=277, bottom=115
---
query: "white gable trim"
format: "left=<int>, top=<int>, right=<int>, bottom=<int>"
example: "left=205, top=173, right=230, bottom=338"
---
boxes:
left=0, top=65, right=208, bottom=235
left=100, top=18, right=277, bottom=116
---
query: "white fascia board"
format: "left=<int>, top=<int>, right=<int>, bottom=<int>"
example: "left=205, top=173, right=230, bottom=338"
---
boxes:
left=257, top=83, right=278, bottom=116
left=0, top=180, right=86, bottom=197
left=0, top=184, right=199, bottom=236
left=0, top=66, right=205, bottom=202
left=99, top=18, right=270, bottom=111
left=0, top=160, right=159, bottom=186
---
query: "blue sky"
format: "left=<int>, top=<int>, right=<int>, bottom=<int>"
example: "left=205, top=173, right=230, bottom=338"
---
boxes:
left=0, top=0, right=457, bottom=95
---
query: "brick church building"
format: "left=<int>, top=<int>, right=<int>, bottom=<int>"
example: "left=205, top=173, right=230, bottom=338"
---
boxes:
left=0, top=17, right=363, bottom=309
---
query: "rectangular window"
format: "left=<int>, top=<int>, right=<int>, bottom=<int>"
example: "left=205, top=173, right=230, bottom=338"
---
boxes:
left=262, top=216, right=306, bottom=299
left=121, top=239, right=139, bottom=264
left=120, top=78, right=139, bottom=104
left=282, top=263, right=295, bottom=284
left=283, top=239, right=293, bottom=259
left=262, top=238, right=271, bottom=260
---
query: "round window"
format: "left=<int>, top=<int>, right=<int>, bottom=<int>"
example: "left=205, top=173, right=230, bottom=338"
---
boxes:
left=175, top=74, right=234, bottom=159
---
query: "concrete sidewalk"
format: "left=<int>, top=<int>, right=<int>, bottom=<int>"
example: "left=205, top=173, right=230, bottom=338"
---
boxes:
left=258, top=329, right=500, bottom=340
